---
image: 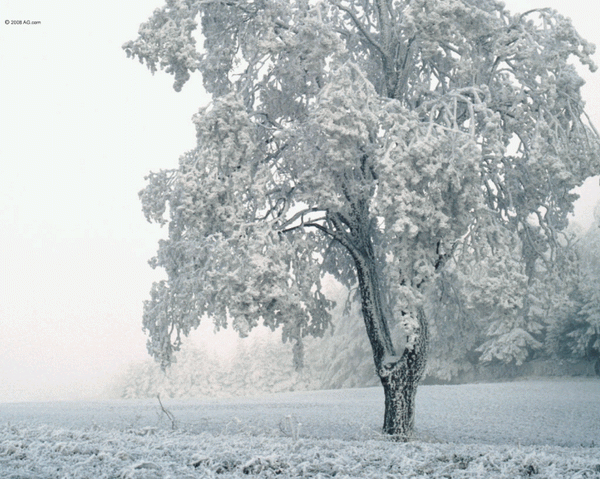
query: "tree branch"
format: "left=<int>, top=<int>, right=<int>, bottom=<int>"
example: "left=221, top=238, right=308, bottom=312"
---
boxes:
left=332, top=1, right=387, bottom=60
left=278, top=207, right=327, bottom=232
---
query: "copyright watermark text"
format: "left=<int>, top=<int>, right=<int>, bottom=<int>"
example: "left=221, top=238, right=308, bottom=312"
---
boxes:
left=5, top=20, right=41, bottom=25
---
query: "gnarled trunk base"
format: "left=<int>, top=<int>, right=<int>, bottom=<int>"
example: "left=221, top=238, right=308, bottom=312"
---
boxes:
left=378, top=310, right=428, bottom=440
left=380, top=365, right=419, bottom=440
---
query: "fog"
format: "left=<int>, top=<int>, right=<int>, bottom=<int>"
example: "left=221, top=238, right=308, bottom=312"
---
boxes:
left=1, top=0, right=599, bottom=403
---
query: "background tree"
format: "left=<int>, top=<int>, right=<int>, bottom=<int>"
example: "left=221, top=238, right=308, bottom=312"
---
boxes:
left=549, top=206, right=600, bottom=369
left=125, top=0, right=599, bottom=438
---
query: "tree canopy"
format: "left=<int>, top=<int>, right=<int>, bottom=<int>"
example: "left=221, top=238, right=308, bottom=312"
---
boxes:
left=126, top=0, right=600, bottom=436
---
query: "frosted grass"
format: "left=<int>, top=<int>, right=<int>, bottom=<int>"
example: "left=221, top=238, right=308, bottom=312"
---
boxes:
left=1, top=379, right=598, bottom=478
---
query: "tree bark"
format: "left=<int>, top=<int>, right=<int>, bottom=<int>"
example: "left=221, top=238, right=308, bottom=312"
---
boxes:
left=380, top=369, right=418, bottom=438
left=354, top=250, right=395, bottom=367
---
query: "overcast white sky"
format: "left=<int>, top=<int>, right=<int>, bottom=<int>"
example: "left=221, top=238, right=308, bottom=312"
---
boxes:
left=1, top=0, right=599, bottom=402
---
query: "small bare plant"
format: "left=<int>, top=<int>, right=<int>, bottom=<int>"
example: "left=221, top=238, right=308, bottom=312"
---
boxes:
left=157, top=394, right=177, bottom=430
left=225, top=417, right=242, bottom=435
left=279, top=415, right=302, bottom=441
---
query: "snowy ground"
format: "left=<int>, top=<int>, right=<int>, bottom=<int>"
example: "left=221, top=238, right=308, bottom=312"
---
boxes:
left=1, top=379, right=599, bottom=478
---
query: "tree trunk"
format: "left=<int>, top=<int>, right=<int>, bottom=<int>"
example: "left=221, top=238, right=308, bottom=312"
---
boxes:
left=380, top=369, right=418, bottom=438
left=353, top=245, right=428, bottom=439
left=379, top=310, right=427, bottom=439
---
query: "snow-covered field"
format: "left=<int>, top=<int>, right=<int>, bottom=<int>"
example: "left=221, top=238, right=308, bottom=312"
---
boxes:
left=1, top=379, right=599, bottom=478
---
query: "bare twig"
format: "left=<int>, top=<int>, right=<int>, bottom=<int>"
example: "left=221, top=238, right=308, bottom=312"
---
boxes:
left=157, top=394, right=177, bottom=430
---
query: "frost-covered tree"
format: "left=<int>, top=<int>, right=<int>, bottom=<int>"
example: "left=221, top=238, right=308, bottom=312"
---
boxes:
left=125, top=0, right=599, bottom=438
left=425, top=264, right=485, bottom=381
left=428, top=227, right=582, bottom=377
left=566, top=282, right=600, bottom=363
left=553, top=209, right=600, bottom=366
